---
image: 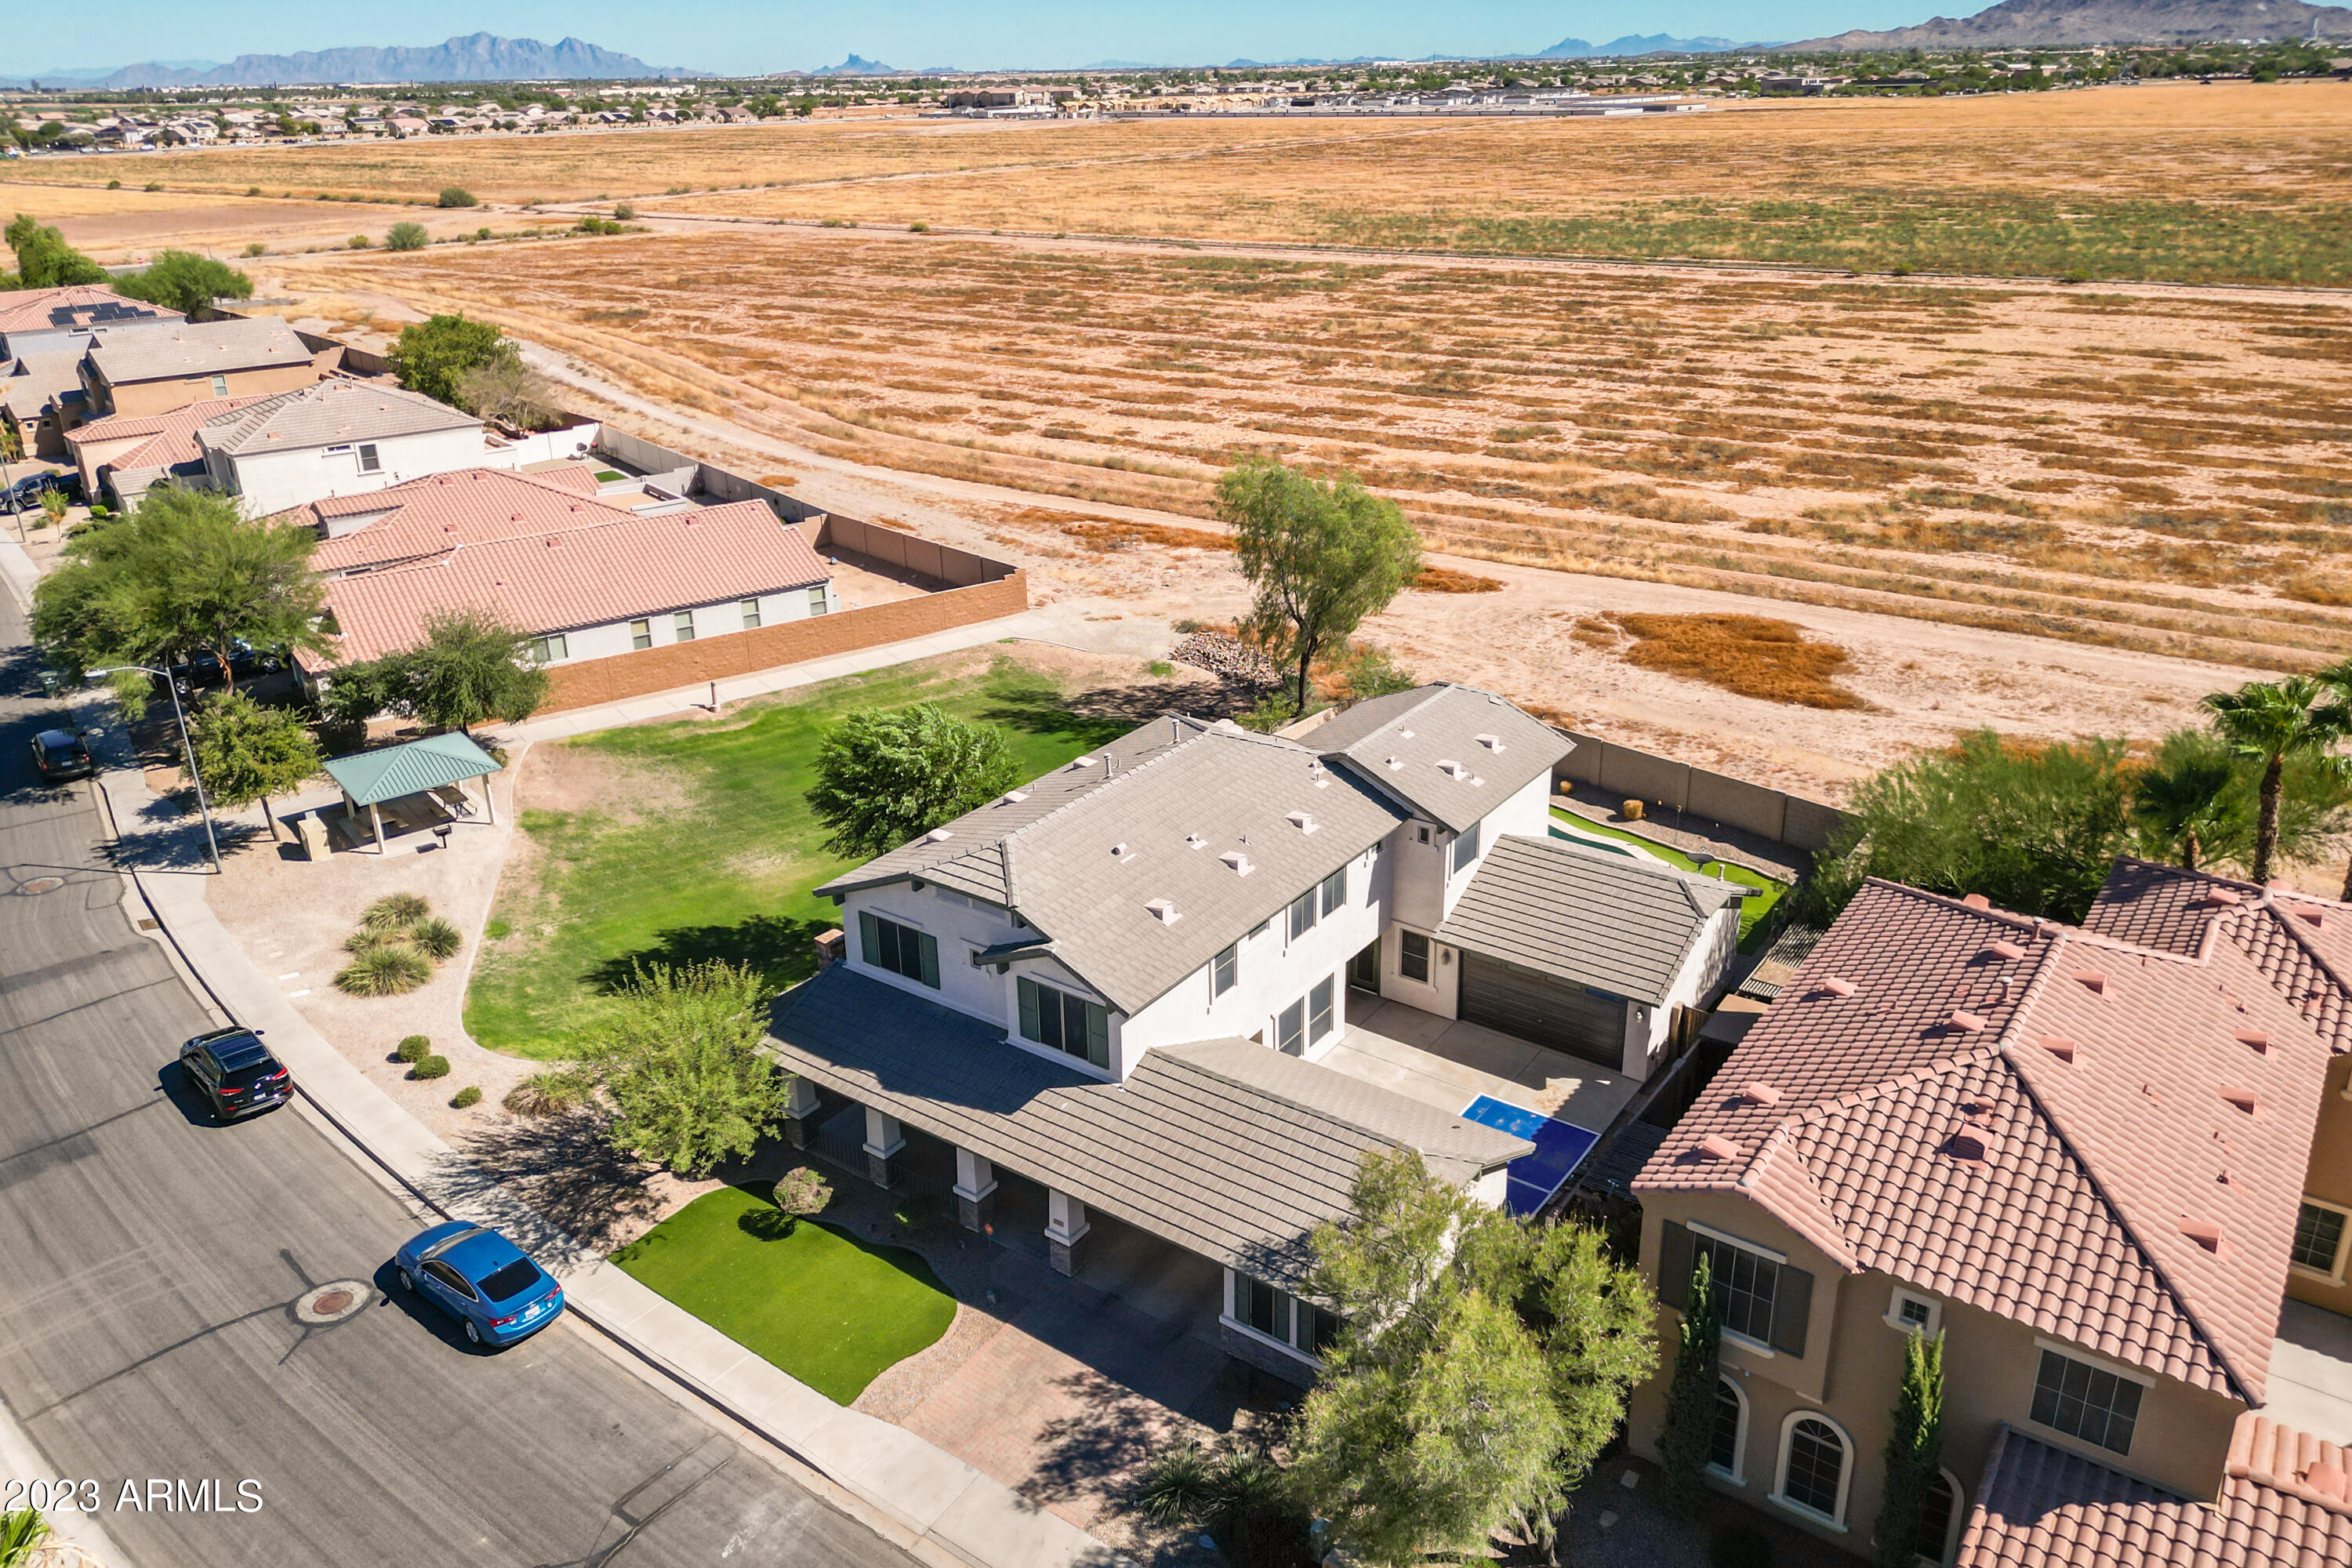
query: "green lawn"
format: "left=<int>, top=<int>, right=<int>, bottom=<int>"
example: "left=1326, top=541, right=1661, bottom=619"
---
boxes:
left=610, top=1184, right=956, bottom=1404
left=1550, top=807, right=1787, bottom=950
left=466, top=654, right=1132, bottom=1059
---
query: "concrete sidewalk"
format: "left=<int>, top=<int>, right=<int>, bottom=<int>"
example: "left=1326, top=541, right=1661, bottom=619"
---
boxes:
left=2, top=541, right=1123, bottom=1568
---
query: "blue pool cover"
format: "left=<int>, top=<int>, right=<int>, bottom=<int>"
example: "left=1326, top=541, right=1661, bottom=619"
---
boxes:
left=1461, top=1094, right=1601, bottom=1217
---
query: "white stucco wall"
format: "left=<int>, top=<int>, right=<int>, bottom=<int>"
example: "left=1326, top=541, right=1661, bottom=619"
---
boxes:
left=1621, top=902, right=1742, bottom=1077
left=535, top=584, right=833, bottom=665
left=217, top=423, right=492, bottom=516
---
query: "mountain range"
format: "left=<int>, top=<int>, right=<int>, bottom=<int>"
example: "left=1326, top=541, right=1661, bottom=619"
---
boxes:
left=805, top=54, right=900, bottom=76
left=1786, top=0, right=2352, bottom=47
left=1534, top=33, right=1750, bottom=55
left=4, top=33, right=699, bottom=89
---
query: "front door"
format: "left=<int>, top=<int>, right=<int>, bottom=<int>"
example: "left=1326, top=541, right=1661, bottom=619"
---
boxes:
left=1348, top=940, right=1381, bottom=993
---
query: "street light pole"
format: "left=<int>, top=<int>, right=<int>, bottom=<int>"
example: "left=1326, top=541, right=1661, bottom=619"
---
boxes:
left=90, top=664, right=221, bottom=873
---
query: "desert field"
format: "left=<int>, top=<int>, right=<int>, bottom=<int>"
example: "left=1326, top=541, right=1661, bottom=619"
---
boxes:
left=271, top=220, right=2350, bottom=673
left=0, top=178, right=573, bottom=262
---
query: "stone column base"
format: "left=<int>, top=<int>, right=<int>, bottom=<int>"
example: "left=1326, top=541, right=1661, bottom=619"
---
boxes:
left=784, top=1116, right=813, bottom=1150
left=1047, top=1234, right=1084, bottom=1276
left=865, top=1150, right=897, bottom=1189
left=956, top=1189, right=996, bottom=1231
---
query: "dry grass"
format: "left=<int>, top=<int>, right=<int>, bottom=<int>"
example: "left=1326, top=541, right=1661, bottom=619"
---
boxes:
left=1411, top=563, right=1505, bottom=593
left=1589, top=612, right=1867, bottom=710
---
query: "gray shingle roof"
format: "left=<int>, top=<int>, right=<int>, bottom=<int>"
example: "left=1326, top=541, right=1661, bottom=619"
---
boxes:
left=84, top=317, right=311, bottom=385
left=199, top=378, right=479, bottom=455
left=764, top=966, right=1529, bottom=1283
left=1312, top=682, right=1573, bottom=833
left=0, top=348, right=87, bottom=421
left=1436, top=834, right=1742, bottom=1004
left=826, top=720, right=1406, bottom=1015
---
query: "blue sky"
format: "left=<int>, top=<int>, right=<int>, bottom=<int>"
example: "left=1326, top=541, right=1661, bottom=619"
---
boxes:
left=16, top=1, right=1931, bottom=75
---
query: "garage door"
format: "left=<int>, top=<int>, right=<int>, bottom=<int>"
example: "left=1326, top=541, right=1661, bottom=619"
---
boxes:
left=1458, top=953, right=1626, bottom=1069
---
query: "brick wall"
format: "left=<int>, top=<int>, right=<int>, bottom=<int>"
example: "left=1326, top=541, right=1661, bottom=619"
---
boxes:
left=541, top=572, right=1029, bottom=712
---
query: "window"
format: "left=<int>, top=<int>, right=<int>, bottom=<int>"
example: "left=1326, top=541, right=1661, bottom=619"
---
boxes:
left=1915, top=1469, right=1962, bottom=1567
left=1693, top=1232, right=1781, bottom=1347
left=1776, top=1414, right=1849, bottom=1524
left=209, top=373, right=229, bottom=397
left=1319, top=866, right=1347, bottom=916
left=532, top=633, right=568, bottom=664
left=859, top=911, right=940, bottom=989
left=1886, top=1287, right=1941, bottom=1336
left=673, top=609, right=696, bottom=642
left=1018, top=976, right=1109, bottom=1069
left=1308, top=977, right=1335, bottom=1046
left=1276, top=998, right=1306, bottom=1057
left=1233, top=1272, right=1289, bottom=1339
left=357, top=442, right=380, bottom=474
left=1450, top=818, right=1482, bottom=873
left=1709, top=1378, right=1748, bottom=1482
left=1212, top=943, right=1237, bottom=998
left=629, top=618, right=652, bottom=651
left=2031, top=1348, right=2143, bottom=1455
left=2293, top=1200, right=2350, bottom=1278
left=808, top=586, right=829, bottom=616
left=1416, top=825, right=1431, bottom=844
left=1400, top=930, right=1431, bottom=984
left=422, top=1260, right=477, bottom=1300
left=1294, top=1299, right=1341, bottom=1357
left=741, top=597, right=761, bottom=630
left=1287, top=888, right=1317, bottom=941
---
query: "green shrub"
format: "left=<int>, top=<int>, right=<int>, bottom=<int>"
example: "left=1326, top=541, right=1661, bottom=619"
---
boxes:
left=1148, top=659, right=1174, bottom=677
left=396, top=1034, right=431, bottom=1063
left=363, top=892, right=432, bottom=929
left=336, top=945, right=431, bottom=995
left=343, top=927, right=403, bottom=955
left=143, top=182, right=161, bottom=193
left=107, top=178, right=122, bottom=190
left=408, top=916, right=463, bottom=960
left=437, top=186, right=477, bottom=208
left=348, top=234, right=371, bottom=249
left=450, top=1085, right=482, bottom=1109
left=411, top=1054, right=451, bottom=1081
left=244, top=242, right=265, bottom=257
left=909, top=221, right=929, bottom=233
left=774, top=1167, right=833, bottom=1218
left=246, top=185, right=261, bottom=196
left=475, top=226, right=491, bottom=241
left=503, top=1070, right=588, bottom=1116
left=386, top=222, right=429, bottom=252
left=612, top=201, right=635, bottom=220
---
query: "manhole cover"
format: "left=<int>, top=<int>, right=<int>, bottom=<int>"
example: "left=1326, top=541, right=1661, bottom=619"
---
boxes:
left=294, top=1281, right=370, bottom=1325
left=20, top=877, right=64, bottom=895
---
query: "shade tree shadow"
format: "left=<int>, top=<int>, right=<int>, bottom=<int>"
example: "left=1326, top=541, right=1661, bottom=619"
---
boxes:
left=446, top=1107, right=669, bottom=1253
left=583, top=912, right=838, bottom=994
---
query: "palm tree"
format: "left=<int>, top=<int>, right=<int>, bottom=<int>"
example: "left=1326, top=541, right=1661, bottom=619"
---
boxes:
left=2313, top=659, right=2352, bottom=899
left=2201, top=677, right=2346, bottom=886
left=2132, top=729, right=2240, bottom=871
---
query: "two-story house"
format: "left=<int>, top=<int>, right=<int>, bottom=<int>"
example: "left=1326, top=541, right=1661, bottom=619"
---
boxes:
left=79, top=317, right=321, bottom=420
left=764, top=684, right=1748, bottom=1383
left=1628, top=866, right=2352, bottom=1568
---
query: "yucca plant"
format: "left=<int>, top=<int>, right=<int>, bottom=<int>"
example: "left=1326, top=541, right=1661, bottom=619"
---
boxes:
left=344, top=927, right=405, bottom=955
left=361, top=891, right=432, bottom=931
left=335, top=944, right=432, bottom=996
left=407, top=916, right=463, bottom=961
left=1, top=1508, right=51, bottom=1568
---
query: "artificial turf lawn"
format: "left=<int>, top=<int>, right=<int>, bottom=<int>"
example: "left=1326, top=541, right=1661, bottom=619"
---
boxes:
left=609, top=1183, right=956, bottom=1405
left=466, top=653, right=1131, bottom=1058
left=1549, top=807, right=1787, bottom=950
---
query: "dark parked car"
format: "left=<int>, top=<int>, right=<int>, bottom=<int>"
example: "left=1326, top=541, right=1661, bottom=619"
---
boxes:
left=394, top=1223, right=567, bottom=1347
left=29, top=728, right=96, bottom=782
left=178, top=1027, right=292, bottom=1122
left=4, top=471, right=80, bottom=513
left=167, top=640, right=281, bottom=691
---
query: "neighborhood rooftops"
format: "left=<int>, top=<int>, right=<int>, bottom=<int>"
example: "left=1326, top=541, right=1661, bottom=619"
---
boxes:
left=822, top=718, right=1407, bottom=1017
left=1437, top=833, right=1744, bottom=1005
left=1309, top=681, right=1572, bottom=833
left=311, top=497, right=831, bottom=664
left=0, top=283, right=180, bottom=336
left=300, top=467, right=616, bottom=573
left=764, top=964, right=1530, bottom=1285
left=83, top=316, right=313, bottom=386
left=1636, top=876, right=2332, bottom=1405
left=0, top=347, right=89, bottom=424
left=198, top=378, right=480, bottom=456
left=65, top=395, right=269, bottom=478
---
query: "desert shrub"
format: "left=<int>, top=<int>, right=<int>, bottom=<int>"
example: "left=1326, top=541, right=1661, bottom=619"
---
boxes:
left=774, top=1167, right=833, bottom=1218
left=386, top=222, right=429, bottom=252
left=348, top=234, right=371, bottom=249
left=909, top=221, right=929, bottom=232
left=396, top=1034, right=431, bottom=1063
left=336, top=946, right=431, bottom=996
left=244, top=242, right=265, bottom=257
left=1236, top=692, right=1301, bottom=733
left=343, top=927, right=403, bottom=955
left=410, top=1054, right=451, bottom=1080
left=407, top=916, right=463, bottom=960
left=1606, top=613, right=1864, bottom=710
left=503, top=1071, right=590, bottom=1117
left=1410, top=562, right=1504, bottom=593
left=451, top=1085, right=482, bottom=1109
left=612, top=202, right=635, bottom=220
left=437, top=186, right=477, bottom=208
left=363, top=892, right=432, bottom=929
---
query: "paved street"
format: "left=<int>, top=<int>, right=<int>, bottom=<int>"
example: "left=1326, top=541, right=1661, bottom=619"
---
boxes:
left=0, top=593, right=918, bottom=1566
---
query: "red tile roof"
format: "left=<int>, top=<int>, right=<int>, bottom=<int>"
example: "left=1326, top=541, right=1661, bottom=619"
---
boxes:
left=296, top=466, right=617, bottom=575
left=1636, top=878, right=2331, bottom=1402
left=312, top=499, right=829, bottom=665
left=1958, top=1418, right=2352, bottom=1568
left=64, top=395, right=270, bottom=475
left=0, top=284, right=180, bottom=334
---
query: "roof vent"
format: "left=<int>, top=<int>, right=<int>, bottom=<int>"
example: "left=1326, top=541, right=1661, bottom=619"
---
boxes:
left=2300, top=1461, right=2348, bottom=1501
left=2178, top=1215, right=2231, bottom=1257
left=1737, top=1081, right=1782, bottom=1107
left=925, top=828, right=953, bottom=843
left=1145, top=898, right=1181, bottom=924
left=1962, top=893, right=1991, bottom=910
left=1948, top=1129, right=1996, bottom=1163
left=1185, top=833, right=1207, bottom=850
left=1385, top=755, right=1405, bottom=771
left=1001, top=789, right=1029, bottom=804
left=2074, top=970, right=2107, bottom=995
left=1399, top=728, right=1415, bottom=739
left=2234, top=1028, right=2270, bottom=1054
left=2219, top=1086, right=2263, bottom=1120
left=2296, top=907, right=2326, bottom=928
left=1946, top=1010, right=1988, bottom=1033
left=1476, top=733, right=1504, bottom=751
left=2203, top=888, right=2243, bottom=907
left=1287, top=811, right=1319, bottom=834
left=1817, top=976, right=1858, bottom=998
left=1110, top=842, right=1131, bottom=858
left=1220, top=851, right=1254, bottom=877
left=1069, top=755, right=1098, bottom=770
left=1987, top=940, right=2026, bottom=961
left=2038, top=1033, right=2077, bottom=1062
left=1691, top=1134, right=1742, bottom=1163
left=1437, top=760, right=1468, bottom=779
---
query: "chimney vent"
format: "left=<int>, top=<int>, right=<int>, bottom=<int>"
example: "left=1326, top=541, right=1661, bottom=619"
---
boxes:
left=1949, top=1129, right=1996, bottom=1163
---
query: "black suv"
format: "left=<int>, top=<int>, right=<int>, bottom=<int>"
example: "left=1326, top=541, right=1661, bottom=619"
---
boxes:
left=179, top=1028, right=293, bottom=1122
left=30, top=729, right=96, bottom=783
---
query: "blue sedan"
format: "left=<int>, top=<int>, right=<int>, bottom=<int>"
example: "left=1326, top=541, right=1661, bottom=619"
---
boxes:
left=393, top=1222, right=565, bottom=1347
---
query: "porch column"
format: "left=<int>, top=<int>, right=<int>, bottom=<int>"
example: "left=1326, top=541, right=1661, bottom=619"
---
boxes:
left=862, top=1106, right=905, bottom=1189
left=953, top=1147, right=997, bottom=1232
left=1044, top=1188, right=1090, bottom=1276
left=781, top=1074, right=821, bottom=1150
left=368, top=800, right=385, bottom=853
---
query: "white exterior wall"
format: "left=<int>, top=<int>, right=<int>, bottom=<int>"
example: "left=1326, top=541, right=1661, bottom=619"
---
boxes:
left=839, top=883, right=1028, bottom=1024
left=1621, top=902, right=1741, bottom=1077
left=535, top=584, right=834, bottom=665
left=218, top=424, right=491, bottom=516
